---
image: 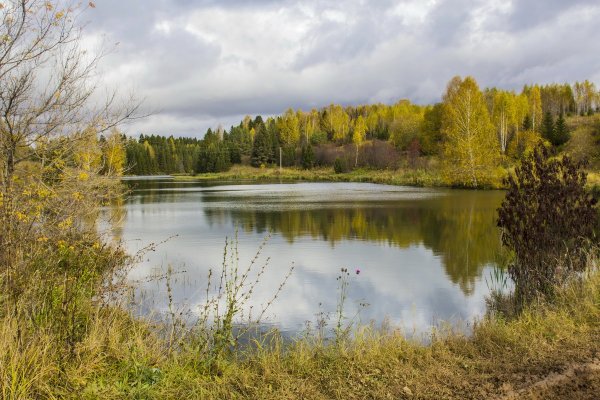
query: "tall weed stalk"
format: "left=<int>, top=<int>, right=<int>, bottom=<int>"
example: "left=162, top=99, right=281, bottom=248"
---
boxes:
left=164, top=233, right=296, bottom=371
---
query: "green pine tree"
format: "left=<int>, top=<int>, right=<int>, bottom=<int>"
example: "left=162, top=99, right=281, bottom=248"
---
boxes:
left=552, top=113, right=570, bottom=146
left=251, top=124, right=272, bottom=167
left=541, top=111, right=555, bottom=143
left=301, top=144, right=315, bottom=169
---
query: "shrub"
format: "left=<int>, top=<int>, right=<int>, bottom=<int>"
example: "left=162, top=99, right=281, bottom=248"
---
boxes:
left=359, top=140, right=400, bottom=169
left=497, top=144, right=597, bottom=304
left=314, top=143, right=346, bottom=166
left=333, top=157, right=349, bottom=174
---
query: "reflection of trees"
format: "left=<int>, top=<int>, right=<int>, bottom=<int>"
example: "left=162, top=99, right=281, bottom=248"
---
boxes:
left=418, top=194, right=505, bottom=294
left=108, top=196, right=126, bottom=243
left=98, top=196, right=127, bottom=243
left=203, top=191, right=506, bottom=295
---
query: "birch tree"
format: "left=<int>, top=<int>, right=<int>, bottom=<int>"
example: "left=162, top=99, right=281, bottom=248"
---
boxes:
left=0, top=1, right=139, bottom=185
left=528, top=86, right=543, bottom=132
left=327, top=104, right=350, bottom=142
left=352, top=115, right=366, bottom=167
left=277, top=108, right=300, bottom=145
left=441, top=76, right=498, bottom=187
left=101, top=129, right=126, bottom=175
left=491, top=91, right=516, bottom=154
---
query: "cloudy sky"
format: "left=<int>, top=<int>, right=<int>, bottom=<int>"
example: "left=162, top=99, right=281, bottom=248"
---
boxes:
left=84, top=0, right=600, bottom=138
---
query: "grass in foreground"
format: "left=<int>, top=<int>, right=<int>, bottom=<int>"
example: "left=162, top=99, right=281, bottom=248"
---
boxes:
left=2, top=265, right=599, bottom=399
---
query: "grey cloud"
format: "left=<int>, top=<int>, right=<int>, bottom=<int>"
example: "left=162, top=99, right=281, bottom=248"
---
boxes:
left=83, top=0, right=600, bottom=137
left=504, top=0, right=600, bottom=31
left=423, top=0, right=476, bottom=46
left=292, top=1, right=400, bottom=70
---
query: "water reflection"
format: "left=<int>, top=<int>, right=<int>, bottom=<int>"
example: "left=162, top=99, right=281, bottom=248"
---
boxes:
left=108, top=180, right=506, bottom=336
left=198, top=183, right=504, bottom=295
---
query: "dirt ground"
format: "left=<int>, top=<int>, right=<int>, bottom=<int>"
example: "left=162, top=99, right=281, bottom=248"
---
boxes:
left=496, top=359, right=600, bottom=399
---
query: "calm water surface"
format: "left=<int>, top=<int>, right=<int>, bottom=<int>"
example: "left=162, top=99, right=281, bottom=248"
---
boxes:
left=104, top=179, right=506, bottom=336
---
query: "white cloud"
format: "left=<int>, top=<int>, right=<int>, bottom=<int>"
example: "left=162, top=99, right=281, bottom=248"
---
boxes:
left=84, top=0, right=600, bottom=137
left=391, top=0, right=438, bottom=26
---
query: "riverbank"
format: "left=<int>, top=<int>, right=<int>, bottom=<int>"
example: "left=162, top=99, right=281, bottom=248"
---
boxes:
left=4, top=258, right=599, bottom=399
left=172, top=165, right=493, bottom=188
left=172, top=165, right=600, bottom=193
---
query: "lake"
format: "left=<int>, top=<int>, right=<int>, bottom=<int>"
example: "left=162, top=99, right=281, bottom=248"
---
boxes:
left=103, top=179, right=507, bottom=337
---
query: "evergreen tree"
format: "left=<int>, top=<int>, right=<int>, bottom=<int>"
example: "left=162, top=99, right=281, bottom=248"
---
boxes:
left=213, top=145, right=231, bottom=172
left=301, top=144, right=315, bottom=169
left=266, top=119, right=280, bottom=164
left=552, top=113, right=570, bottom=146
left=252, top=115, right=264, bottom=129
left=196, top=142, right=231, bottom=173
left=251, top=124, right=272, bottom=167
left=282, top=144, right=296, bottom=167
left=541, top=111, right=554, bottom=143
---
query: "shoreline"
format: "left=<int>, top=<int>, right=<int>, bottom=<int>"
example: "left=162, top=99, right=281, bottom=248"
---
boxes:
left=169, top=165, right=499, bottom=189
left=122, top=166, right=600, bottom=193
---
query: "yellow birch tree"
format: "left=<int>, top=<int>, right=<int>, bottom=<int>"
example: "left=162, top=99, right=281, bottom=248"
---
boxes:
left=102, top=129, right=126, bottom=176
left=441, top=76, right=499, bottom=187
left=529, top=85, right=543, bottom=132
left=352, top=116, right=367, bottom=167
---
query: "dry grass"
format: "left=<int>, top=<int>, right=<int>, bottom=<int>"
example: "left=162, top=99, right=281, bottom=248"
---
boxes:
left=2, top=263, right=599, bottom=399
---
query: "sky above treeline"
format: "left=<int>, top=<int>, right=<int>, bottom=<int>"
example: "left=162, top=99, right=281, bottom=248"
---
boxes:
left=84, top=0, right=600, bottom=138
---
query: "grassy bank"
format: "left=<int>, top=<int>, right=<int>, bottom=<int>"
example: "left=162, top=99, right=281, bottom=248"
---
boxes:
left=174, top=165, right=475, bottom=188
left=3, top=260, right=599, bottom=399
left=174, top=165, right=600, bottom=193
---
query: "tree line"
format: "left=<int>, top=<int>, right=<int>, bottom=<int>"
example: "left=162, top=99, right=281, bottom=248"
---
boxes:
left=120, top=78, right=599, bottom=186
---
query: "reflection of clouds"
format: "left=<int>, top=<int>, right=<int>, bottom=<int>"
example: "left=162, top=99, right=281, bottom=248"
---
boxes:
left=115, top=181, right=501, bottom=336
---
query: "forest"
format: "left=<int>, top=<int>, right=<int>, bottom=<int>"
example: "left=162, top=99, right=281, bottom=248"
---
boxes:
left=123, top=78, right=600, bottom=187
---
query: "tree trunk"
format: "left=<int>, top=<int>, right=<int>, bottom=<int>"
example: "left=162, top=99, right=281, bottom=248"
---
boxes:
left=4, top=144, right=15, bottom=186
